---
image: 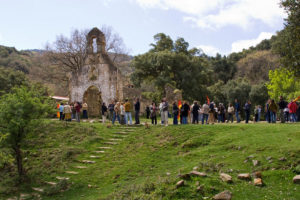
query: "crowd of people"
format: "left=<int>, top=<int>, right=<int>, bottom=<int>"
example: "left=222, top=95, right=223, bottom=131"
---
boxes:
left=56, top=96, right=300, bottom=126
left=57, top=102, right=88, bottom=123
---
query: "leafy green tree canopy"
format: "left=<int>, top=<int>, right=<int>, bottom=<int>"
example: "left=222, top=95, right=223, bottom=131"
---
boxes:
left=131, top=33, right=210, bottom=102
left=272, top=0, right=300, bottom=76
left=267, top=68, right=300, bottom=100
left=0, top=86, right=53, bottom=179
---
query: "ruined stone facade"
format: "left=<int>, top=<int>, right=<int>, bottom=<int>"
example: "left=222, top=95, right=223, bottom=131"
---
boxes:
left=69, top=27, right=124, bottom=116
left=69, top=27, right=183, bottom=117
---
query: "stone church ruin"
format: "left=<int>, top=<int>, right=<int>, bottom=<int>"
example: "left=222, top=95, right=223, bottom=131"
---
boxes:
left=69, top=27, right=182, bottom=117
left=69, top=27, right=125, bottom=116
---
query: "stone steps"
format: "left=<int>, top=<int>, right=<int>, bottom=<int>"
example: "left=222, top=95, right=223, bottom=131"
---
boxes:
left=97, top=147, right=112, bottom=149
left=81, top=160, right=96, bottom=164
left=108, top=138, right=122, bottom=141
left=56, top=176, right=70, bottom=180
left=45, top=181, right=57, bottom=186
left=32, top=187, right=44, bottom=193
left=103, top=142, right=118, bottom=145
left=65, top=171, right=79, bottom=175
left=74, top=166, right=88, bottom=169
left=90, top=155, right=101, bottom=158
left=94, top=150, right=105, bottom=153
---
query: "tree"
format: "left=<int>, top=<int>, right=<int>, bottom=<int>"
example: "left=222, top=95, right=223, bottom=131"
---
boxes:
left=249, top=83, right=269, bottom=106
left=266, top=68, right=300, bottom=100
left=131, top=33, right=210, bottom=102
left=46, top=29, right=88, bottom=74
left=150, top=33, right=174, bottom=52
left=272, top=0, right=300, bottom=76
left=235, top=50, right=280, bottom=84
left=0, top=86, right=52, bottom=179
left=211, top=54, right=237, bottom=83
left=46, top=26, right=128, bottom=74
left=0, top=67, right=28, bottom=96
left=223, top=78, right=252, bottom=105
left=101, top=25, right=129, bottom=63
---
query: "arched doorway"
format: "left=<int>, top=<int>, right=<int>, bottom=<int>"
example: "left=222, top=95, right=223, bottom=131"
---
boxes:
left=83, top=86, right=102, bottom=117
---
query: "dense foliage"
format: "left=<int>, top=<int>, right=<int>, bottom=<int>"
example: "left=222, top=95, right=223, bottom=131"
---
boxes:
left=131, top=33, right=274, bottom=107
left=267, top=68, right=300, bottom=100
left=272, top=0, right=300, bottom=76
left=0, top=86, right=53, bottom=179
left=131, top=33, right=211, bottom=102
left=0, top=67, right=28, bottom=96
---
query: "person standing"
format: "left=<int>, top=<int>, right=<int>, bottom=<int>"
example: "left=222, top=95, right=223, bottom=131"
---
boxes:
left=59, top=103, right=65, bottom=121
left=150, top=102, right=157, bottom=125
left=82, top=102, right=88, bottom=119
left=244, top=100, right=251, bottom=123
left=159, top=100, right=164, bottom=125
left=75, top=102, right=81, bottom=123
left=208, top=101, right=215, bottom=125
left=71, top=103, right=76, bottom=120
left=278, top=96, right=288, bottom=123
left=234, top=99, right=240, bottom=123
left=269, top=99, right=278, bottom=123
left=162, top=98, right=169, bottom=126
left=192, top=101, right=200, bottom=124
left=284, top=106, right=289, bottom=122
left=112, top=102, right=121, bottom=125
left=288, top=100, right=298, bottom=122
left=190, top=102, right=194, bottom=124
left=102, top=102, right=108, bottom=124
left=146, top=106, right=150, bottom=119
left=257, top=105, right=262, bottom=122
left=63, top=103, right=72, bottom=122
left=265, top=99, right=271, bottom=123
left=254, top=105, right=259, bottom=122
left=227, top=103, right=234, bottom=123
left=134, top=98, right=140, bottom=124
left=172, top=102, right=179, bottom=125
left=120, top=102, right=125, bottom=125
left=108, top=101, right=115, bottom=121
left=182, top=101, right=190, bottom=124
left=124, top=99, right=132, bottom=125
left=202, top=102, right=209, bottom=124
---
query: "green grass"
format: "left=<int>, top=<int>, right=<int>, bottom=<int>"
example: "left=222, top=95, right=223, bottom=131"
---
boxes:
left=1, top=120, right=300, bottom=200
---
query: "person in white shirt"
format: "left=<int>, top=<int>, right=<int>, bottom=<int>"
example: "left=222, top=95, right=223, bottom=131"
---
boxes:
left=227, top=103, right=234, bottom=123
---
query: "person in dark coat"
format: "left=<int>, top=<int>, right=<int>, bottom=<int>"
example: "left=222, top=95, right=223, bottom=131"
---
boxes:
left=182, top=101, right=190, bottom=124
left=192, top=101, right=200, bottom=124
left=234, top=99, right=240, bottom=123
left=244, top=100, right=251, bottom=123
left=278, top=96, right=288, bottom=123
left=172, top=102, right=179, bottom=125
left=146, top=106, right=150, bottom=119
left=134, top=98, right=140, bottom=124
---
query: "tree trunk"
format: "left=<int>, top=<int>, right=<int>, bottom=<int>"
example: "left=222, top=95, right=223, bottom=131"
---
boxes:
left=14, top=146, right=23, bottom=178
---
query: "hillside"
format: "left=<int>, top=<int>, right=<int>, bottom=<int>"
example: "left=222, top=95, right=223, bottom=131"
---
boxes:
left=1, top=121, right=299, bottom=200
left=0, top=45, right=133, bottom=96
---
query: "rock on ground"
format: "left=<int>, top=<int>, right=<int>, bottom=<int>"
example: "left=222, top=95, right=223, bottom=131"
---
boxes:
left=213, top=190, right=232, bottom=200
left=190, top=171, right=207, bottom=177
left=293, top=175, right=300, bottom=184
left=238, top=173, right=251, bottom=180
left=252, top=160, right=259, bottom=166
left=253, top=171, right=262, bottom=178
left=176, top=180, right=185, bottom=188
left=254, top=178, right=263, bottom=186
left=220, top=173, right=233, bottom=183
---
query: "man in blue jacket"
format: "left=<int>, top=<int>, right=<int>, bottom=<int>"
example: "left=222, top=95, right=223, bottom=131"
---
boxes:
left=234, top=99, right=240, bottom=123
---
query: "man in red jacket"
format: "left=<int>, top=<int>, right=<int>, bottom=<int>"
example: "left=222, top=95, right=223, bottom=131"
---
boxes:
left=288, top=100, right=298, bottom=122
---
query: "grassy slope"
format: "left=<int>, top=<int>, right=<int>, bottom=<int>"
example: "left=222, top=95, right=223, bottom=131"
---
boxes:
left=1, top=121, right=300, bottom=200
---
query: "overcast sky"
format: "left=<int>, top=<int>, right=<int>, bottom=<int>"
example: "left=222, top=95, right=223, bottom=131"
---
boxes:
left=0, top=0, right=286, bottom=56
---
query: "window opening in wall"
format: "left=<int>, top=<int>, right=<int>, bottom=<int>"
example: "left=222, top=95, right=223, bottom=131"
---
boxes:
left=92, top=38, right=97, bottom=53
